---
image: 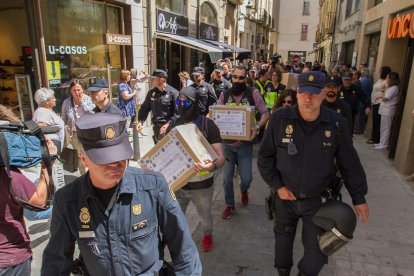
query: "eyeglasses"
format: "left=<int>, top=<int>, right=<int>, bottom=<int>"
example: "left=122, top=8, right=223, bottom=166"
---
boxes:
left=283, top=100, right=292, bottom=104
left=175, top=99, right=192, bottom=107
left=231, top=75, right=246, bottom=81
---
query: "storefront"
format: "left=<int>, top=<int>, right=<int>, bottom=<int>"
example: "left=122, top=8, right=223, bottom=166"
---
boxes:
left=0, top=0, right=135, bottom=118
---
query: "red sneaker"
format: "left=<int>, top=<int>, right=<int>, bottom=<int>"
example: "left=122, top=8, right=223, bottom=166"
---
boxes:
left=222, top=206, right=236, bottom=219
left=241, top=190, right=249, bottom=206
left=202, top=235, right=213, bottom=252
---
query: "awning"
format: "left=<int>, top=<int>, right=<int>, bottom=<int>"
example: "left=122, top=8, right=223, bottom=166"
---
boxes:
left=202, top=40, right=251, bottom=60
left=154, top=32, right=232, bottom=63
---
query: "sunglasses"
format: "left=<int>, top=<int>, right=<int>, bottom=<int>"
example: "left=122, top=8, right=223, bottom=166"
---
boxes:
left=175, top=99, right=192, bottom=107
left=231, top=75, right=246, bottom=81
left=283, top=100, right=292, bottom=104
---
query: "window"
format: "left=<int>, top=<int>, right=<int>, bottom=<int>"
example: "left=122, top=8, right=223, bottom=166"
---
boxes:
left=156, top=0, right=185, bottom=15
left=345, top=0, right=360, bottom=18
left=303, top=1, right=310, bottom=15
left=301, top=24, right=308, bottom=41
left=200, top=2, right=217, bottom=26
left=374, top=0, right=383, bottom=6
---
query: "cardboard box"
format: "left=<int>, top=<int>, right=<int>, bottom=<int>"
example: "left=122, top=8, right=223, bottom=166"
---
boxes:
left=209, top=105, right=255, bottom=141
left=281, top=72, right=299, bottom=90
left=138, top=124, right=218, bottom=191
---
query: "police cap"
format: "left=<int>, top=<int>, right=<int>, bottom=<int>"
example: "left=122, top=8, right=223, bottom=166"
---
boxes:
left=298, top=71, right=326, bottom=94
left=341, top=72, right=353, bottom=80
left=192, top=67, right=205, bottom=75
left=179, top=86, right=198, bottom=102
left=75, top=113, right=133, bottom=164
left=87, top=78, right=109, bottom=92
left=151, top=69, right=168, bottom=79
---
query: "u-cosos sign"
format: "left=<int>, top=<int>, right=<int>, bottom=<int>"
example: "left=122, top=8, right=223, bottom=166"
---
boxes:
left=106, top=33, right=132, bottom=45
left=387, top=12, right=414, bottom=39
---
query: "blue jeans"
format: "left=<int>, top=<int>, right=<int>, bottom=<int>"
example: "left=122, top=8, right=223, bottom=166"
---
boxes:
left=223, top=143, right=253, bottom=207
left=0, top=258, right=31, bottom=276
left=24, top=207, right=52, bottom=221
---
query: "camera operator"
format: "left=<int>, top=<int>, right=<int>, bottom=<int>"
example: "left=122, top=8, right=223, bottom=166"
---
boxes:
left=0, top=104, right=56, bottom=275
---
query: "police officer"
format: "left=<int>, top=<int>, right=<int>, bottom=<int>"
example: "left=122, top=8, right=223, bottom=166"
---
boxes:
left=210, top=65, right=232, bottom=99
left=41, top=112, right=202, bottom=276
left=137, top=69, right=179, bottom=143
left=258, top=71, right=369, bottom=276
left=254, top=69, right=269, bottom=98
left=323, top=79, right=353, bottom=131
left=88, top=78, right=124, bottom=116
left=339, top=73, right=370, bottom=133
left=191, top=67, right=217, bottom=116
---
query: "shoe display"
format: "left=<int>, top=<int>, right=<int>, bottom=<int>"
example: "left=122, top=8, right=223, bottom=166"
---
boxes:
left=202, top=235, right=213, bottom=252
left=222, top=206, right=236, bottom=219
left=241, top=190, right=249, bottom=206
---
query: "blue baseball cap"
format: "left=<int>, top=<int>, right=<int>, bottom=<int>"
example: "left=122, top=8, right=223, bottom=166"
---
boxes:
left=298, top=71, right=326, bottom=94
left=87, top=78, right=109, bottom=92
left=75, top=113, right=132, bottom=164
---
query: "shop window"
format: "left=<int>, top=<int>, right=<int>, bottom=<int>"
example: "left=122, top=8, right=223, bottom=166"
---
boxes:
left=301, top=24, right=308, bottom=41
left=303, top=1, right=310, bottom=16
left=40, top=0, right=123, bottom=107
left=156, top=0, right=185, bottom=15
left=200, top=2, right=217, bottom=26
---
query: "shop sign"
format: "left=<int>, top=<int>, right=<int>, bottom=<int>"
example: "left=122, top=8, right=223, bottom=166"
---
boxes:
left=106, top=33, right=132, bottom=45
left=288, top=51, right=307, bottom=64
left=387, top=11, right=414, bottom=39
left=46, top=61, right=61, bottom=85
left=47, top=45, right=87, bottom=55
left=200, top=23, right=219, bottom=41
left=156, top=9, right=189, bottom=36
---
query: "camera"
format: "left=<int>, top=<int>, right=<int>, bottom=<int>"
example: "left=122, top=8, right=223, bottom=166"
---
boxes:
left=271, top=53, right=281, bottom=65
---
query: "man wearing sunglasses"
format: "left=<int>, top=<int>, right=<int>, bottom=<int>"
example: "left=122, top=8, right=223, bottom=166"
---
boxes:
left=191, top=67, right=217, bottom=116
left=217, top=65, right=269, bottom=219
left=137, top=69, right=179, bottom=144
left=258, top=71, right=369, bottom=276
left=167, top=86, right=225, bottom=252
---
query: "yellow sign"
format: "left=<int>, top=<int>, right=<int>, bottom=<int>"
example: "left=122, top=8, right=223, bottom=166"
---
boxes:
left=47, top=61, right=61, bottom=85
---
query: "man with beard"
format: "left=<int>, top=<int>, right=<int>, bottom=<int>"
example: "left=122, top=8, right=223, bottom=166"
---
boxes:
left=210, top=65, right=232, bottom=99
left=191, top=67, right=217, bottom=116
left=167, top=86, right=225, bottom=252
left=323, top=79, right=353, bottom=131
left=137, top=69, right=179, bottom=144
left=217, top=65, right=269, bottom=219
left=42, top=112, right=202, bottom=275
left=339, top=73, right=370, bottom=134
left=222, top=63, right=232, bottom=81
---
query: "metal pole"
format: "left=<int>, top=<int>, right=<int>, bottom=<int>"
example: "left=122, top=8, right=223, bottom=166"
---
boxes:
left=132, top=104, right=141, bottom=160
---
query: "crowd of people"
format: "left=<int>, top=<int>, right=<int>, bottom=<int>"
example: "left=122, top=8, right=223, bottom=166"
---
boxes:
left=0, top=52, right=411, bottom=276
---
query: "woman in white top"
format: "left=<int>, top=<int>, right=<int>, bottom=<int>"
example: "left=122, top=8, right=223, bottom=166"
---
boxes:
left=367, top=66, right=391, bottom=144
left=32, top=88, right=65, bottom=151
left=374, top=72, right=400, bottom=150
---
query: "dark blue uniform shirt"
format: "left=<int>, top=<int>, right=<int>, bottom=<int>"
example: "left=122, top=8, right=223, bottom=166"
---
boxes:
left=139, top=85, right=179, bottom=124
left=258, top=105, right=367, bottom=205
left=41, top=167, right=201, bottom=276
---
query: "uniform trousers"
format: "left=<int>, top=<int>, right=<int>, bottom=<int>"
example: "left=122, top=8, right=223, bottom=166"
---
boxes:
left=176, top=185, right=214, bottom=236
left=273, top=195, right=327, bottom=276
left=377, top=115, right=394, bottom=148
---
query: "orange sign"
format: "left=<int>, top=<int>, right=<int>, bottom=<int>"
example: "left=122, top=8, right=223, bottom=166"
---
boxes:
left=387, top=12, right=414, bottom=39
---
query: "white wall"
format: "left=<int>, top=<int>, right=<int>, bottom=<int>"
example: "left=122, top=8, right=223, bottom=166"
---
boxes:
left=125, top=0, right=146, bottom=70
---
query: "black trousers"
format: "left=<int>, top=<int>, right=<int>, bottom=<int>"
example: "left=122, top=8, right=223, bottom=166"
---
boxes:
left=273, top=195, right=327, bottom=276
left=152, top=123, right=165, bottom=144
left=371, top=104, right=381, bottom=143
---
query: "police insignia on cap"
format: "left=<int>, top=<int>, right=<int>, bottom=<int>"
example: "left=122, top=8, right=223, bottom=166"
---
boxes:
left=169, top=188, right=177, bottom=201
left=79, top=207, right=91, bottom=226
left=132, top=204, right=142, bottom=216
left=105, top=126, right=116, bottom=141
left=307, top=75, right=314, bottom=82
left=90, top=78, right=96, bottom=84
left=286, top=124, right=294, bottom=136
left=325, top=130, right=331, bottom=138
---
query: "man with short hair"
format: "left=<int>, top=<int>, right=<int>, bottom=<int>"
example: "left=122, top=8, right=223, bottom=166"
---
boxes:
left=191, top=67, right=217, bottom=116
left=258, top=71, right=369, bottom=276
left=88, top=79, right=124, bottom=116
left=41, top=112, right=202, bottom=275
left=323, top=80, right=353, bottom=131
left=138, top=69, right=179, bottom=143
left=210, top=66, right=232, bottom=99
left=254, top=69, right=270, bottom=97
left=218, top=65, right=269, bottom=219
left=222, top=63, right=232, bottom=81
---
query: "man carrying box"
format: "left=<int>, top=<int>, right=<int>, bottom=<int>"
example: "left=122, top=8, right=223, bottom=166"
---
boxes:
left=167, top=86, right=225, bottom=252
left=217, top=65, right=269, bottom=219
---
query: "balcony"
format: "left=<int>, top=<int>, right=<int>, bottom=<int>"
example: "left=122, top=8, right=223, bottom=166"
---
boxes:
left=256, top=9, right=267, bottom=25
left=228, top=0, right=244, bottom=5
left=324, top=11, right=336, bottom=36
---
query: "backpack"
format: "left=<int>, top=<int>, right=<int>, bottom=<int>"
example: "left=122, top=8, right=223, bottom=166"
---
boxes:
left=0, top=120, right=55, bottom=211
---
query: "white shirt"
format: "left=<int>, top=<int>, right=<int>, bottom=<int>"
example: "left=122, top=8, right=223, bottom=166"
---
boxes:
left=378, top=85, right=398, bottom=116
left=32, top=107, right=65, bottom=150
left=371, top=79, right=387, bottom=104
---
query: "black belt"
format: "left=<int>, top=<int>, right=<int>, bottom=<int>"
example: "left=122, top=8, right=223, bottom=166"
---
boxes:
left=295, top=192, right=323, bottom=199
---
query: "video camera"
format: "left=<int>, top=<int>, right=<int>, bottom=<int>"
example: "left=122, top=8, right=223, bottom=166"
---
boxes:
left=271, top=53, right=281, bottom=66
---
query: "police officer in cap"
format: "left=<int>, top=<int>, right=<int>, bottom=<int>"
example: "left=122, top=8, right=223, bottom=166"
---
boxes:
left=323, top=79, right=353, bottom=132
left=41, top=112, right=201, bottom=275
left=339, top=73, right=370, bottom=134
left=88, top=78, right=124, bottom=116
left=137, top=69, right=179, bottom=143
left=191, top=67, right=217, bottom=116
left=210, top=65, right=232, bottom=99
left=258, top=71, right=369, bottom=276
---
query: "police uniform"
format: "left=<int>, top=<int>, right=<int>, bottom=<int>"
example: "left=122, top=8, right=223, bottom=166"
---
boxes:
left=138, top=70, right=179, bottom=142
left=210, top=77, right=231, bottom=99
left=323, top=98, right=353, bottom=132
left=41, top=113, right=201, bottom=276
left=191, top=78, right=217, bottom=116
left=258, top=72, right=368, bottom=276
left=339, top=81, right=368, bottom=132
left=263, top=81, right=286, bottom=110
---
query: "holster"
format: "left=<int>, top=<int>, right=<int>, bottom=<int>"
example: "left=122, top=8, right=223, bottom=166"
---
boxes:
left=265, top=191, right=275, bottom=220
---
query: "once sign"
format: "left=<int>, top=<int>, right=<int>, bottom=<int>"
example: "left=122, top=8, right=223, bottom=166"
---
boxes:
left=387, top=12, right=414, bottom=39
left=106, top=33, right=132, bottom=45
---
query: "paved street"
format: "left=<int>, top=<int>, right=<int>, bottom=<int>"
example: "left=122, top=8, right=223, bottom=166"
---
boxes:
left=27, top=129, right=414, bottom=275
